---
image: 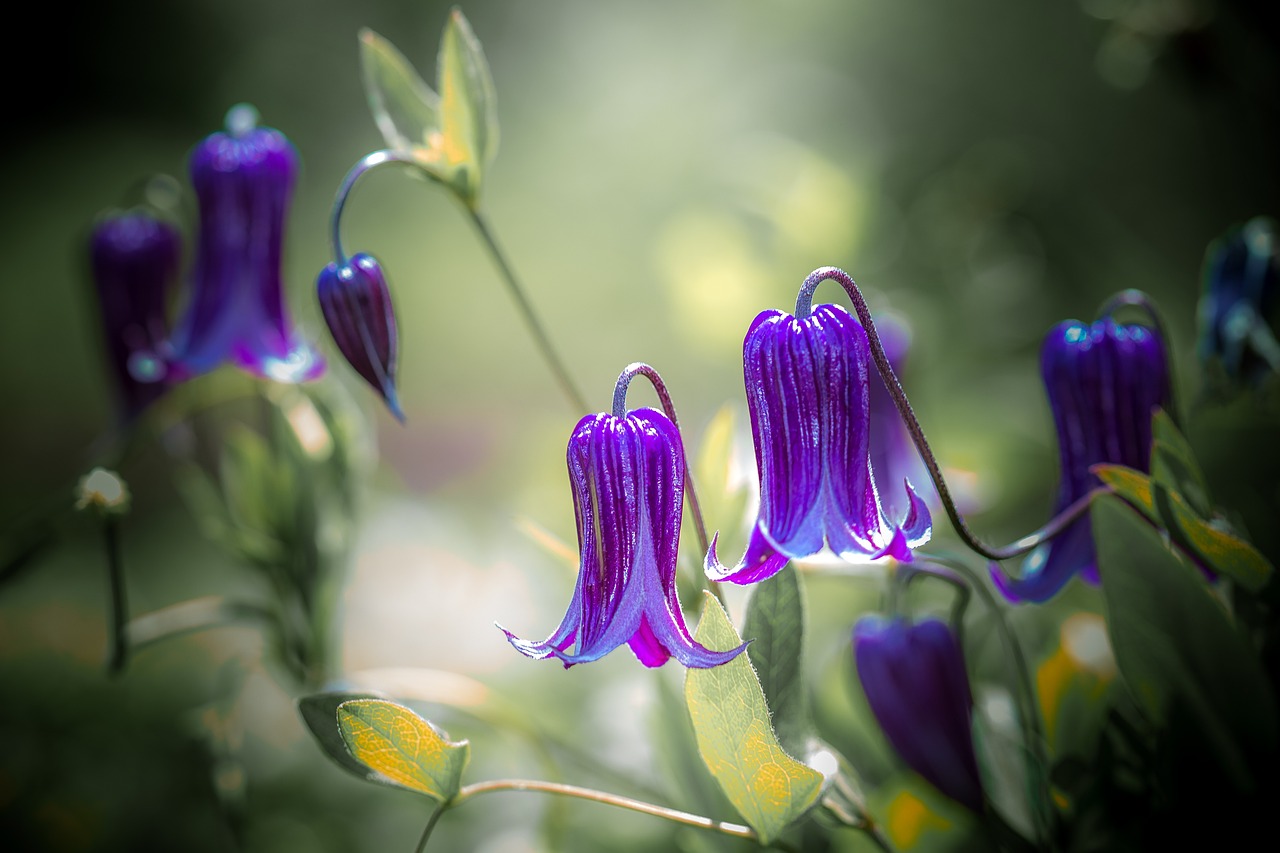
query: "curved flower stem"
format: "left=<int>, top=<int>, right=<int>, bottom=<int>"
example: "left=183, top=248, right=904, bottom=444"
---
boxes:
left=919, top=555, right=1053, bottom=848
left=102, top=516, right=129, bottom=676
left=329, top=150, right=588, bottom=413
left=414, top=803, right=447, bottom=853
left=896, top=562, right=971, bottom=642
left=448, top=779, right=763, bottom=845
left=614, top=363, right=723, bottom=603
left=798, top=266, right=1102, bottom=562
left=1096, top=288, right=1182, bottom=428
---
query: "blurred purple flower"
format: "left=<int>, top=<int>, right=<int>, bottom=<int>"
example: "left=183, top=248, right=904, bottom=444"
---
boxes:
left=88, top=210, right=182, bottom=421
left=1197, top=216, right=1279, bottom=385
left=868, top=315, right=936, bottom=521
left=853, top=615, right=984, bottom=814
left=317, top=252, right=403, bottom=421
left=994, top=317, right=1169, bottom=603
left=706, top=303, right=932, bottom=585
left=167, top=105, right=322, bottom=383
left=501, top=407, right=747, bottom=668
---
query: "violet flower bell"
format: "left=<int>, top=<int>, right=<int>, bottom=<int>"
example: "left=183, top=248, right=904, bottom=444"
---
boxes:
left=868, top=314, right=936, bottom=521
left=706, top=276, right=932, bottom=585
left=166, top=104, right=323, bottom=384
left=500, top=364, right=747, bottom=669
left=993, top=316, right=1170, bottom=603
left=88, top=210, right=182, bottom=421
left=316, top=252, right=403, bottom=421
left=853, top=615, right=985, bottom=814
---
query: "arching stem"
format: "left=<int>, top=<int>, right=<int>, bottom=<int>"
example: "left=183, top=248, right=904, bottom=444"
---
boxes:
left=329, top=150, right=588, bottom=413
left=614, top=363, right=722, bottom=603
left=798, top=266, right=1105, bottom=562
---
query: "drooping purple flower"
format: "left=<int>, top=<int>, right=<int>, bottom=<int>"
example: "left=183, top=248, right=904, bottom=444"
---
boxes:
left=88, top=209, right=182, bottom=421
left=317, top=252, right=403, bottom=421
left=853, top=615, right=984, bottom=814
left=993, top=317, right=1169, bottom=603
left=167, top=105, right=323, bottom=383
left=501, top=394, right=747, bottom=668
left=1197, top=216, right=1278, bottom=385
left=706, top=301, right=932, bottom=585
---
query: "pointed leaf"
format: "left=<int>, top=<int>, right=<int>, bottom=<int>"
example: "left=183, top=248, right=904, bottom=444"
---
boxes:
left=359, top=28, right=441, bottom=153
left=1091, top=465, right=1273, bottom=591
left=743, top=563, right=810, bottom=755
left=436, top=7, right=498, bottom=203
left=1093, top=496, right=1277, bottom=790
left=685, top=593, right=823, bottom=844
left=336, top=698, right=470, bottom=802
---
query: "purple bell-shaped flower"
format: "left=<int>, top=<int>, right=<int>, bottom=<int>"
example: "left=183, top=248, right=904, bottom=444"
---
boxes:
left=316, top=252, right=403, bottom=420
left=993, top=316, right=1170, bottom=603
left=167, top=104, right=322, bottom=383
left=853, top=615, right=985, bottom=814
left=88, top=209, right=182, bottom=421
left=501, top=364, right=748, bottom=669
left=868, top=314, right=937, bottom=522
left=1197, top=216, right=1279, bottom=386
left=706, top=282, right=932, bottom=585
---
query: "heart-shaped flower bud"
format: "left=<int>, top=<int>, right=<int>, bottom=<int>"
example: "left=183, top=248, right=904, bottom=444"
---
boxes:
left=316, top=253, right=403, bottom=421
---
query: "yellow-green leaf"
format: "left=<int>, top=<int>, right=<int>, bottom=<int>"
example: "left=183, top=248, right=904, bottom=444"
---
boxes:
left=359, top=28, right=441, bottom=153
left=436, top=7, right=498, bottom=203
left=1149, top=408, right=1212, bottom=517
left=336, top=698, right=470, bottom=802
left=685, top=593, right=824, bottom=844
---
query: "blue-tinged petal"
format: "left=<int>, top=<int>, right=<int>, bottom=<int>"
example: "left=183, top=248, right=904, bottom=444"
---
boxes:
left=704, top=525, right=790, bottom=584
left=991, top=516, right=1096, bottom=604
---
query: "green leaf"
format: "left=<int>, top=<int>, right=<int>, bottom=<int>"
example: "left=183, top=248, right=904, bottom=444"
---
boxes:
left=685, top=593, right=824, bottom=844
left=436, top=7, right=498, bottom=204
left=743, top=563, right=810, bottom=756
left=359, top=28, right=441, bottom=153
left=1149, top=409, right=1212, bottom=518
left=1093, top=496, right=1278, bottom=790
left=335, top=698, right=470, bottom=802
left=1093, top=464, right=1274, bottom=591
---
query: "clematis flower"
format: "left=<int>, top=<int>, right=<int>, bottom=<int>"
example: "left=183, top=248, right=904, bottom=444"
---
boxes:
left=501, top=365, right=747, bottom=668
left=706, top=295, right=932, bottom=585
left=1197, top=216, right=1279, bottom=386
left=166, top=104, right=323, bottom=383
left=316, top=252, right=403, bottom=421
left=88, top=210, right=182, bottom=421
left=993, top=316, right=1169, bottom=603
left=853, top=615, right=985, bottom=814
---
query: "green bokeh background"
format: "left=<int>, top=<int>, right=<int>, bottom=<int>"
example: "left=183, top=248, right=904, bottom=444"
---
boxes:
left=1, top=1, right=1277, bottom=851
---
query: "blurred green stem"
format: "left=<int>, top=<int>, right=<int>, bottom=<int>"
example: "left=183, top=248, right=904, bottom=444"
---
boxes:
left=433, top=779, right=779, bottom=848
left=103, top=515, right=129, bottom=676
left=414, top=803, right=446, bottom=853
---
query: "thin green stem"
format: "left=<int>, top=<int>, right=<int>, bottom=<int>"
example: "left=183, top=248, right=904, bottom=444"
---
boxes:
left=798, top=266, right=1100, bottom=562
left=450, top=778, right=759, bottom=842
left=922, top=555, right=1053, bottom=848
left=613, top=362, right=723, bottom=604
left=103, top=516, right=129, bottom=676
left=414, top=803, right=447, bottom=853
left=467, top=209, right=589, bottom=413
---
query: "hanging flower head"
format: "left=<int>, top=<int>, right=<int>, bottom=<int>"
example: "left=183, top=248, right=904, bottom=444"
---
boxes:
left=993, top=315, right=1170, bottom=603
left=316, top=252, right=403, bottom=421
left=1197, top=216, right=1279, bottom=387
left=853, top=615, right=985, bottom=814
left=501, top=364, right=747, bottom=669
left=88, top=209, right=182, bottom=421
left=167, top=104, right=323, bottom=383
left=706, top=269, right=932, bottom=585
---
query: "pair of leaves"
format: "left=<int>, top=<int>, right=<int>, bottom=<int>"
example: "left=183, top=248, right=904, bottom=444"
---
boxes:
left=1092, top=408, right=1273, bottom=592
left=361, top=7, right=498, bottom=206
left=1093, top=495, right=1278, bottom=791
left=299, top=693, right=470, bottom=803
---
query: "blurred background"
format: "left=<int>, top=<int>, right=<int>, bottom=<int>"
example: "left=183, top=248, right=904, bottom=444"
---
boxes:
left=1, top=0, right=1277, bottom=851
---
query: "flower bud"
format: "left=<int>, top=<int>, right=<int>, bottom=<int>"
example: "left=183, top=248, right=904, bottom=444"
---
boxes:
left=317, top=253, right=403, bottom=421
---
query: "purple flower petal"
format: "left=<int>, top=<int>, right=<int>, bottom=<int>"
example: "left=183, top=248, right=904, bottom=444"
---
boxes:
left=317, top=253, right=403, bottom=420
